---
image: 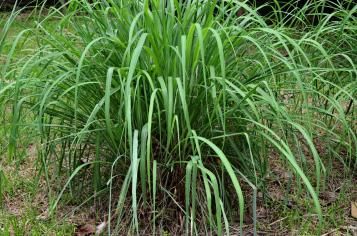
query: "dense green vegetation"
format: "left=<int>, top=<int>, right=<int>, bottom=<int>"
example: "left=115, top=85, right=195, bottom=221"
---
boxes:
left=1, top=0, right=356, bottom=235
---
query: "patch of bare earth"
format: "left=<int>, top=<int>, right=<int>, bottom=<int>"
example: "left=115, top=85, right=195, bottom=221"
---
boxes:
left=241, top=138, right=357, bottom=235
left=1, top=143, right=105, bottom=234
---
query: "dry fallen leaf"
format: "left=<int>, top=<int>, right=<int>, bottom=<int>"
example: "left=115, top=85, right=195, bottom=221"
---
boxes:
left=36, top=209, right=49, bottom=221
left=256, top=206, right=268, bottom=219
left=352, top=202, right=357, bottom=219
left=96, top=221, right=107, bottom=234
left=75, top=224, right=96, bottom=236
left=320, top=191, right=337, bottom=206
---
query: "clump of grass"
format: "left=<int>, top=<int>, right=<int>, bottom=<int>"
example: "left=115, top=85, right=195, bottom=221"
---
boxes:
left=1, top=7, right=20, bottom=204
left=3, top=0, right=356, bottom=235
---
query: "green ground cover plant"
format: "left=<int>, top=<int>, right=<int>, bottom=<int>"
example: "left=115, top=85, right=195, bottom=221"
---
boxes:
left=1, top=0, right=356, bottom=235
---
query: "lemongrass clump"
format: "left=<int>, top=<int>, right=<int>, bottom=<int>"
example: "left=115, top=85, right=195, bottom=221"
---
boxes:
left=3, top=0, right=356, bottom=235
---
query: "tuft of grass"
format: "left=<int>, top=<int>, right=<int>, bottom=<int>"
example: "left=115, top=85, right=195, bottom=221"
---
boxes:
left=1, top=8, right=19, bottom=205
left=1, top=0, right=356, bottom=235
